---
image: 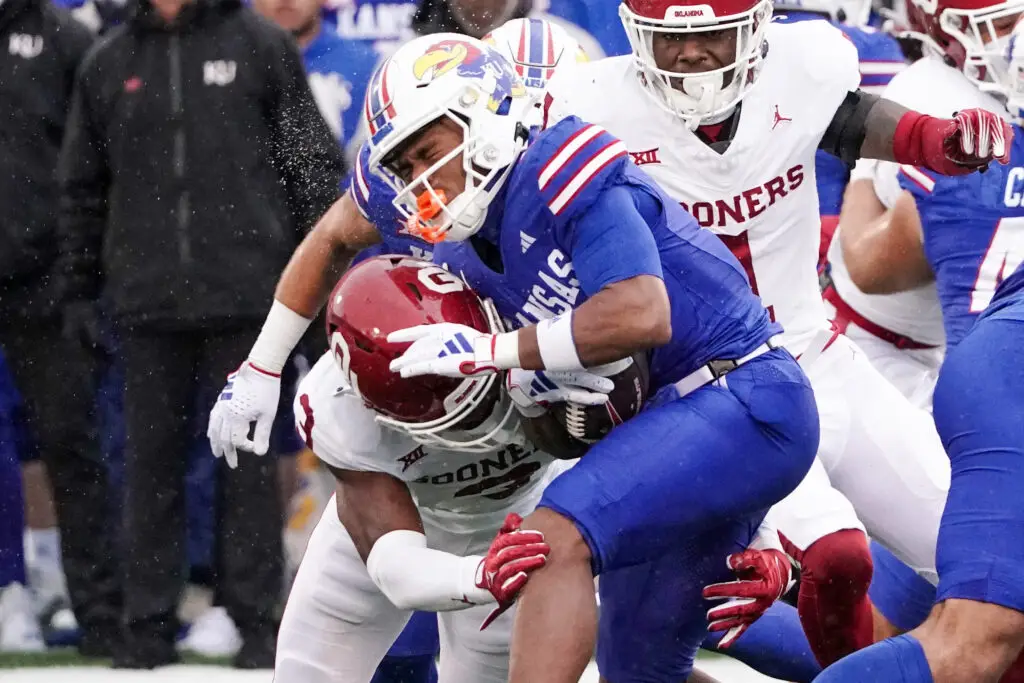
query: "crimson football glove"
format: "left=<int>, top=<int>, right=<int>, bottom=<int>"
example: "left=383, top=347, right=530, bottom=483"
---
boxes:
left=703, top=548, right=794, bottom=648
left=893, top=107, right=1012, bottom=176
left=475, top=513, right=550, bottom=630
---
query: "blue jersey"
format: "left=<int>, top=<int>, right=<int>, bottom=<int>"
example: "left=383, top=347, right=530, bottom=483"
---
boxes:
left=303, top=27, right=379, bottom=148
left=545, top=0, right=630, bottom=57
left=432, top=117, right=780, bottom=389
left=776, top=13, right=905, bottom=215
left=980, top=262, right=1024, bottom=321
left=897, top=127, right=1024, bottom=347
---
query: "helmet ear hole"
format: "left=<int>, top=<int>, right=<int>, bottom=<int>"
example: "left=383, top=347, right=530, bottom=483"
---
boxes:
left=353, top=336, right=375, bottom=353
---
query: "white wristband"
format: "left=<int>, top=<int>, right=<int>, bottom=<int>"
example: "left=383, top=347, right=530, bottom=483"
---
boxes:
left=536, top=313, right=583, bottom=371
left=248, top=300, right=313, bottom=373
left=366, top=530, right=492, bottom=612
left=491, top=332, right=521, bottom=369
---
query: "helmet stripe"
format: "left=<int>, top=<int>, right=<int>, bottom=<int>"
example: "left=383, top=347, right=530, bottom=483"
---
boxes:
left=527, top=17, right=544, bottom=82
left=545, top=21, right=556, bottom=79
left=366, top=62, right=396, bottom=137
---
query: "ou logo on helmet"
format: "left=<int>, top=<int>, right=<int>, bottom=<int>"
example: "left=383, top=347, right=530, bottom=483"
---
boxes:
left=407, top=262, right=466, bottom=294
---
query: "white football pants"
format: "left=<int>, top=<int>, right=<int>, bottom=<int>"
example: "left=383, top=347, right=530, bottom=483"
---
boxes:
left=770, top=330, right=950, bottom=584
left=275, top=500, right=514, bottom=683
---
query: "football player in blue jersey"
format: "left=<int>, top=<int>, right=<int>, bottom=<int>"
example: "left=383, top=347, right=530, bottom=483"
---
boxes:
left=815, top=0, right=1024, bottom=679
left=355, top=33, right=820, bottom=683
left=207, top=20, right=593, bottom=681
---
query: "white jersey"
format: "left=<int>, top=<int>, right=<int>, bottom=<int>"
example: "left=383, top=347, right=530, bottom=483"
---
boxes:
left=826, top=55, right=1006, bottom=347
left=294, top=352, right=569, bottom=530
left=545, top=20, right=860, bottom=356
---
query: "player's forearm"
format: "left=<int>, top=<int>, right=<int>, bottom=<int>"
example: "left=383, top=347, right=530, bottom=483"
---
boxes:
left=247, top=235, right=327, bottom=370
left=859, top=94, right=910, bottom=162
left=515, top=276, right=671, bottom=369
left=821, top=91, right=954, bottom=169
left=275, top=195, right=374, bottom=317
left=366, top=530, right=493, bottom=612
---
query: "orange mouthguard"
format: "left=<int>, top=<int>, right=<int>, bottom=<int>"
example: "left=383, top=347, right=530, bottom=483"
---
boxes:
left=404, top=189, right=449, bottom=244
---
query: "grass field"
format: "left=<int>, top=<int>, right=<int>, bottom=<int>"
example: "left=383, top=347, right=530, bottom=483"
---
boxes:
left=0, top=651, right=784, bottom=682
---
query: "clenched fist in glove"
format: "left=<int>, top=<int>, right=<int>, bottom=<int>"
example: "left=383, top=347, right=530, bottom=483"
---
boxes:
left=207, top=361, right=281, bottom=468
left=703, top=547, right=794, bottom=648
left=475, top=513, right=550, bottom=630
left=893, top=107, right=1012, bottom=176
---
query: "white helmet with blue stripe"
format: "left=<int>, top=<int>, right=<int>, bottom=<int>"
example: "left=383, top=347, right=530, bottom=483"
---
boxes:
left=482, top=18, right=591, bottom=95
left=362, top=33, right=536, bottom=244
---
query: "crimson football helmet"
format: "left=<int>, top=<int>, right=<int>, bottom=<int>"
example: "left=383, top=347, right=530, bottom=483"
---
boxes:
left=325, top=255, right=515, bottom=452
left=907, top=0, right=1024, bottom=109
left=619, top=0, right=771, bottom=127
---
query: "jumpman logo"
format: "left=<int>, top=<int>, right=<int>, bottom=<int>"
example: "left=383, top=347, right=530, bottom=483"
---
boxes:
left=772, top=105, right=792, bottom=130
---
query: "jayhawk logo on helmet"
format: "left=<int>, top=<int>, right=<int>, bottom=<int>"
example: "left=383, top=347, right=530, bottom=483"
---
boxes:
left=412, top=39, right=528, bottom=112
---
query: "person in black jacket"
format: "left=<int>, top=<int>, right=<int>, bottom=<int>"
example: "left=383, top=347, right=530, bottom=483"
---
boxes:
left=0, top=0, right=124, bottom=657
left=57, top=0, right=343, bottom=668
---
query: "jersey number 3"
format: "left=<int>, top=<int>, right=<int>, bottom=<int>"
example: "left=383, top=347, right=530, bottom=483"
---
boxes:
left=971, top=217, right=1024, bottom=313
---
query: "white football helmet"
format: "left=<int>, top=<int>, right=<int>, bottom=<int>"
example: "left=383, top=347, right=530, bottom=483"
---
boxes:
left=483, top=17, right=591, bottom=96
left=619, top=0, right=772, bottom=128
left=1002, top=16, right=1024, bottom=120
left=363, top=33, right=536, bottom=244
left=773, top=0, right=873, bottom=24
left=908, top=0, right=1024, bottom=114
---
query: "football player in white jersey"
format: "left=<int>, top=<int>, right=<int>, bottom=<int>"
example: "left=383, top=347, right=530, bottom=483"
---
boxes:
left=272, top=254, right=602, bottom=682
left=822, top=10, right=1003, bottom=412
left=541, top=0, right=1010, bottom=670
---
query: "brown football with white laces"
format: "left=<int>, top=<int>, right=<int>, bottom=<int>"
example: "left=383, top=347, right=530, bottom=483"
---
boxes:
left=551, top=352, right=651, bottom=444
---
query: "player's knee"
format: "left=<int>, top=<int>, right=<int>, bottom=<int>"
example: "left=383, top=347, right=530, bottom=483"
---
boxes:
left=916, top=600, right=1024, bottom=683
left=801, top=529, right=873, bottom=594
left=522, top=507, right=591, bottom=568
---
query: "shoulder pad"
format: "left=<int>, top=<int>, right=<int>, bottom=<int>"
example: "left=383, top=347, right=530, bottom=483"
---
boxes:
left=525, top=117, right=629, bottom=220
left=293, top=354, right=391, bottom=473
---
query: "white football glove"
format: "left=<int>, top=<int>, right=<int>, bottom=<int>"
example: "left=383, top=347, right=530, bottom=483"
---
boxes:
left=505, top=368, right=613, bottom=418
left=207, top=361, right=281, bottom=468
left=388, top=323, right=502, bottom=378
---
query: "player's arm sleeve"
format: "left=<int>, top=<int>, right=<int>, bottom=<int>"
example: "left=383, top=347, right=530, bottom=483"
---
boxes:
left=366, top=530, right=493, bottom=612
left=819, top=90, right=880, bottom=166
left=567, top=184, right=664, bottom=296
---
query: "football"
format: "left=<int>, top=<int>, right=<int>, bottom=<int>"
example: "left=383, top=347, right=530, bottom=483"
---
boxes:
left=551, top=352, right=651, bottom=444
